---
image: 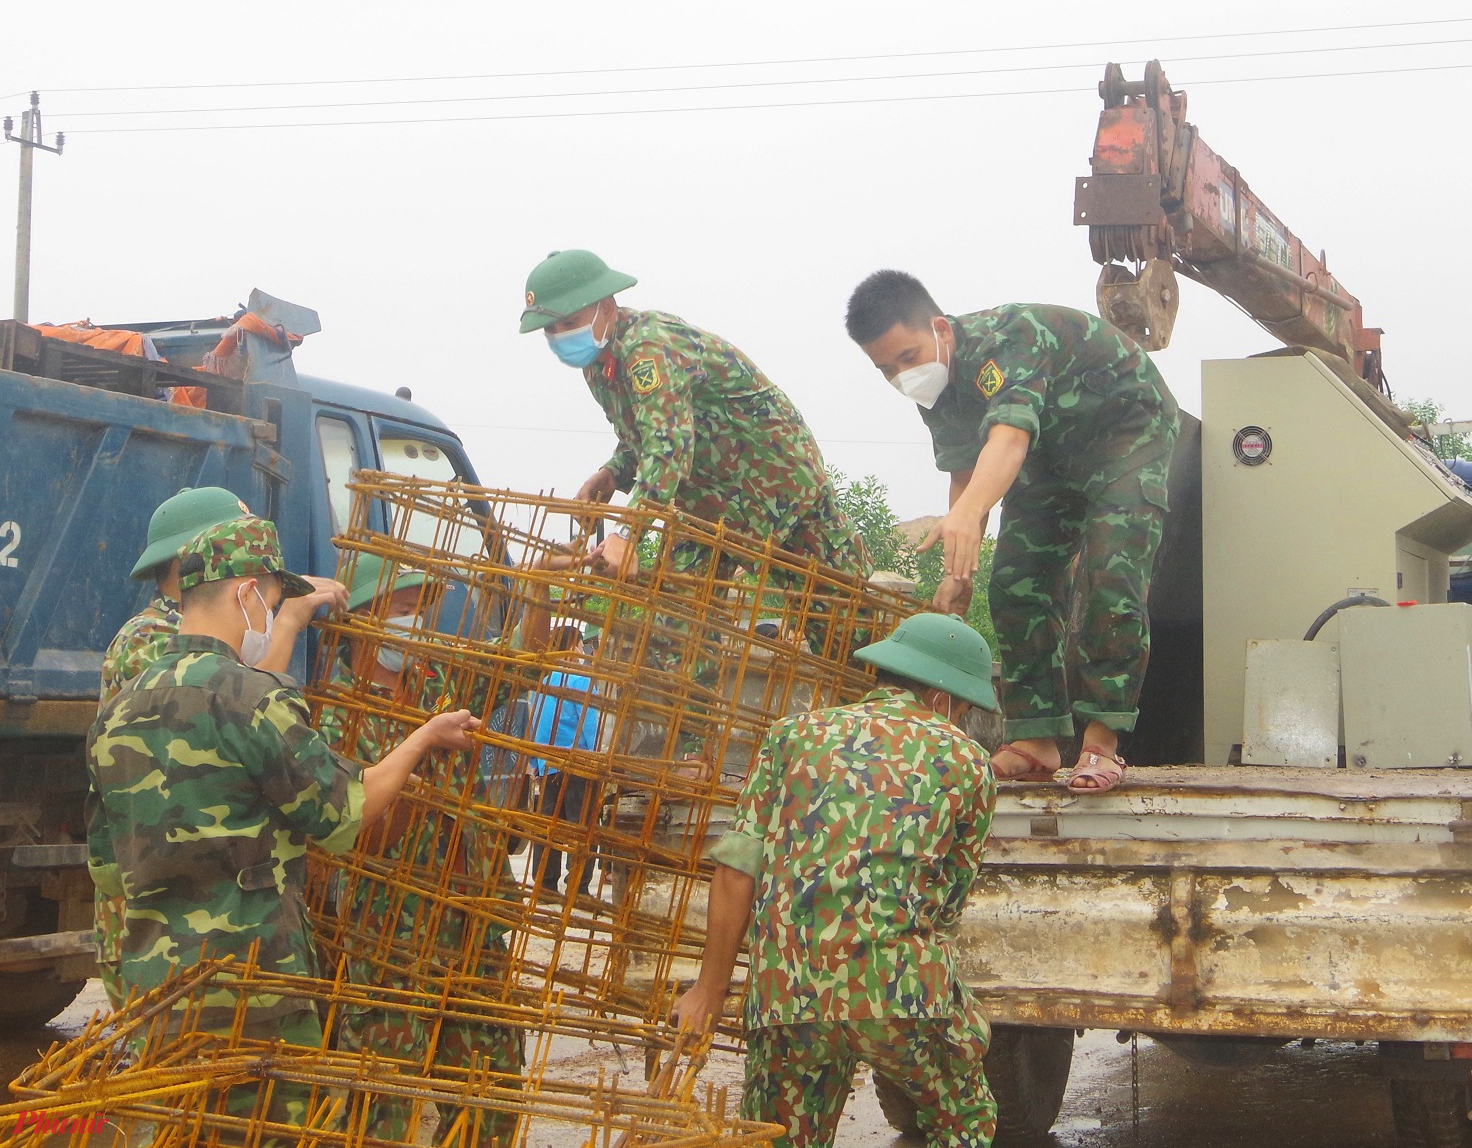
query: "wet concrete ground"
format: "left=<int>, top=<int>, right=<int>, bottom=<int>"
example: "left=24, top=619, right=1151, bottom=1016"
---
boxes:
left=0, top=984, right=1402, bottom=1146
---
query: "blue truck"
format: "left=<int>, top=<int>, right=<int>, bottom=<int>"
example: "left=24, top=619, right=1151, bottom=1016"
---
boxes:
left=0, top=294, right=486, bottom=1022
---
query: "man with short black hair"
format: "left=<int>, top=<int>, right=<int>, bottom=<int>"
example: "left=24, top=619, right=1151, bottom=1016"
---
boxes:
left=845, top=270, right=1178, bottom=794
left=673, top=612, right=999, bottom=1148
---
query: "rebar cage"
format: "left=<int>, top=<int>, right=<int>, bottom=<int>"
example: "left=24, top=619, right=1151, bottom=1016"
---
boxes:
left=2, top=958, right=778, bottom=1147
left=304, top=473, right=913, bottom=1032
left=7, top=473, right=918, bottom=1145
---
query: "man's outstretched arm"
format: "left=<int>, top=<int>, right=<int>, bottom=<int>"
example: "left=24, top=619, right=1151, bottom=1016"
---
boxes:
left=670, top=863, right=756, bottom=1033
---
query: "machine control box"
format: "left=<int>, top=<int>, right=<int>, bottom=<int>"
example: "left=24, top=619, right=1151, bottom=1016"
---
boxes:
left=1341, top=603, right=1472, bottom=769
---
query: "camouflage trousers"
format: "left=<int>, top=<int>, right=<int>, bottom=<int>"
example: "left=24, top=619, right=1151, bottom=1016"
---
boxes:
left=743, top=1018, right=996, bottom=1148
left=989, top=450, right=1174, bottom=741
left=637, top=499, right=872, bottom=757
left=93, top=889, right=127, bottom=1010
left=338, top=965, right=524, bottom=1147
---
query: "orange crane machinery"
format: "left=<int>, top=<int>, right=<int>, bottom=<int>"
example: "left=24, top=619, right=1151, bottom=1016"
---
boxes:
left=1074, top=59, right=1386, bottom=392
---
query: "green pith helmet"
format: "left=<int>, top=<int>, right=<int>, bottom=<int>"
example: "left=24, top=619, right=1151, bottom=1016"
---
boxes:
left=855, top=612, right=998, bottom=710
left=177, top=516, right=314, bottom=598
left=345, top=553, right=428, bottom=612
left=519, top=249, right=637, bottom=334
left=130, top=486, right=253, bottom=580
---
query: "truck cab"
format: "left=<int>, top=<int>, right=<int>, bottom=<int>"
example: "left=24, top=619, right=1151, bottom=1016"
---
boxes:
left=0, top=304, right=487, bottom=1020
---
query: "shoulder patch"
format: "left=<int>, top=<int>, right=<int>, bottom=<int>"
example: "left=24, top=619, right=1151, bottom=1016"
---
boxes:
left=630, top=357, right=662, bottom=395
left=976, top=360, right=1006, bottom=398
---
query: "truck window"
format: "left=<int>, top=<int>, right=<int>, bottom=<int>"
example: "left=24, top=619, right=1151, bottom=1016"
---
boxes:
left=377, top=430, right=488, bottom=560
left=317, top=416, right=359, bottom=534
left=378, top=434, right=461, bottom=482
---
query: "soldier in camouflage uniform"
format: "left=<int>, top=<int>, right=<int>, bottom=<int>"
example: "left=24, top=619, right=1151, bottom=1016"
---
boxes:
left=318, top=555, right=523, bottom=1147
left=93, top=486, right=249, bottom=1009
left=520, top=249, right=869, bottom=581
left=673, top=613, right=1000, bottom=1148
left=846, top=271, right=1179, bottom=793
left=92, top=488, right=348, bottom=1010
left=521, top=251, right=872, bottom=754
left=86, top=517, right=477, bottom=1127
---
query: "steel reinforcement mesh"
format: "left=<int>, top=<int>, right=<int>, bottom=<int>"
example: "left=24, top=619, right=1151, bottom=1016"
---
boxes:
left=1, top=959, right=777, bottom=1147
left=3, top=474, right=915, bottom=1145
left=303, top=473, right=912, bottom=1034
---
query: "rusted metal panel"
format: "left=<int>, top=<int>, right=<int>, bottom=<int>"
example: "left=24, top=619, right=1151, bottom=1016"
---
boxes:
left=0, top=929, right=91, bottom=968
left=959, top=863, right=1472, bottom=1040
left=962, top=769, right=1472, bottom=1041
left=1074, top=174, right=1165, bottom=227
left=0, top=699, right=97, bottom=739
left=989, top=767, right=1472, bottom=847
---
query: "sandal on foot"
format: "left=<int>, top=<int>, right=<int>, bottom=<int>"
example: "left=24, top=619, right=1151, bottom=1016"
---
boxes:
left=1067, top=745, right=1126, bottom=794
left=991, top=742, right=1060, bottom=782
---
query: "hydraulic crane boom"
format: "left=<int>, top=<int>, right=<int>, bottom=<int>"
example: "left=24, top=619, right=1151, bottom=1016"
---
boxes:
left=1074, top=60, right=1385, bottom=391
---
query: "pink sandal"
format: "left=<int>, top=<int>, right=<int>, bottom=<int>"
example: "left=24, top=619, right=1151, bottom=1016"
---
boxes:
left=991, top=743, right=1061, bottom=783
left=1067, top=745, right=1127, bottom=794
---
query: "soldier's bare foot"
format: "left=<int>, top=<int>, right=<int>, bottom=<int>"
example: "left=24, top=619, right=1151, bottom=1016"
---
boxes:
left=991, top=738, right=1061, bottom=781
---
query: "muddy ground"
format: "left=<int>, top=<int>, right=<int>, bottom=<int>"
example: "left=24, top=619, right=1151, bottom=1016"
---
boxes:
left=1, top=981, right=1399, bottom=1146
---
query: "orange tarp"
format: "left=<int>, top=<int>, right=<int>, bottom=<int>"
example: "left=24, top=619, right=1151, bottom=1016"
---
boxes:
left=31, top=321, right=208, bottom=406
left=30, top=321, right=159, bottom=360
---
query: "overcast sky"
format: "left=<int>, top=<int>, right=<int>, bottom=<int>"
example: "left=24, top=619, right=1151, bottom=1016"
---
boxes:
left=3, top=1, right=1467, bottom=522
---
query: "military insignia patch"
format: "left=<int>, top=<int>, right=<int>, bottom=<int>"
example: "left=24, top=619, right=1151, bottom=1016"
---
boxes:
left=630, top=357, right=662, bottom=394
left=977, top=360, right=1006, bottom=398
left=525, top=290, right=536, bottom=306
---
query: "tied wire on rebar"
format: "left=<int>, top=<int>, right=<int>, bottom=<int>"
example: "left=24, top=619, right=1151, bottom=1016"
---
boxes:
left=1, top=958, right=779, bottom=1148
left=302, top=473, right=914, bottom=1038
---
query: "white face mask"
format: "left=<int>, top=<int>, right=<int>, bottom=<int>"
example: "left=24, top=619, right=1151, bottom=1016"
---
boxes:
left=888, top=323, right=951, bottom=409
left=238, top=585, right=274, bottom=667
left=377, top=613, right=418, bottom=674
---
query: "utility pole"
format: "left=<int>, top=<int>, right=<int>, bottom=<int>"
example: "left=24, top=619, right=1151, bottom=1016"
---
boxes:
left=4, top=92, right=64, bottom=324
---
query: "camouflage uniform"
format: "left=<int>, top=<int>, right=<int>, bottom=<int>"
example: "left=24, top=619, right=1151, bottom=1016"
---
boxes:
left=710, top=685, right=998, bottom=1148
left=589, top=309, right=873, bottom=750
left=587, top=308, right=869, bottom=575
left=319, top=660, right=523, bottom=1147
left=86, top=633, right=363, bottom=1036
left=91, top=592, right=183, bottom=1010
left=920, top=305, right=1179, bottom=740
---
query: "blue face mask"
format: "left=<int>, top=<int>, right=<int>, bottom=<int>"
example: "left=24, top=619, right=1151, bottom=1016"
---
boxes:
left=547, top=309, right=609, bottom=369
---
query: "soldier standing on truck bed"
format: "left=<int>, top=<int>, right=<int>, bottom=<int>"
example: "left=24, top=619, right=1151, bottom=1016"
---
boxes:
left=91, top=487, right=348, bottom=1010
left=518, top=249, right=871, bottom=582
left=520, top=249, right=873, bottom=758
left=672, top=613, right=1000, bottom=1148
left=845, top=271, right=1179, bottom=794
left=86, top=517, right=478, bottom=1123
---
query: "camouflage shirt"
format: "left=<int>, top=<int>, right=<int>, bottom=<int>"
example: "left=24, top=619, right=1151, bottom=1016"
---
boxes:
left=86, top=634, right=364, bottom=1022
left=710, top=685, right=996, bottom=1029
left=584, top=308, right=845, bottom=533
left=99, top=593, right=181, bottom=705
left=920, top=304, right=1178, bottom=493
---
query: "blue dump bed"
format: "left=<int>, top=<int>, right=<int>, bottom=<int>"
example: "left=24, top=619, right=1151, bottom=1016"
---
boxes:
left=0, top=314, right=482, bottom=729
left=0, top=367, right=285, bottom=706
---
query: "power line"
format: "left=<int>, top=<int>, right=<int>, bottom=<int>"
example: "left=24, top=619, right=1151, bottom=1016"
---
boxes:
left=47, top=36, right=1470, bottom=120
left=4, top=15, right=1467, bottom=100
left=54, top=61, right=1472, bottom=135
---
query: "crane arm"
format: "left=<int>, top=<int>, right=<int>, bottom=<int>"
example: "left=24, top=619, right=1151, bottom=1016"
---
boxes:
left=1074, top=60, right=1384, bottom=391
